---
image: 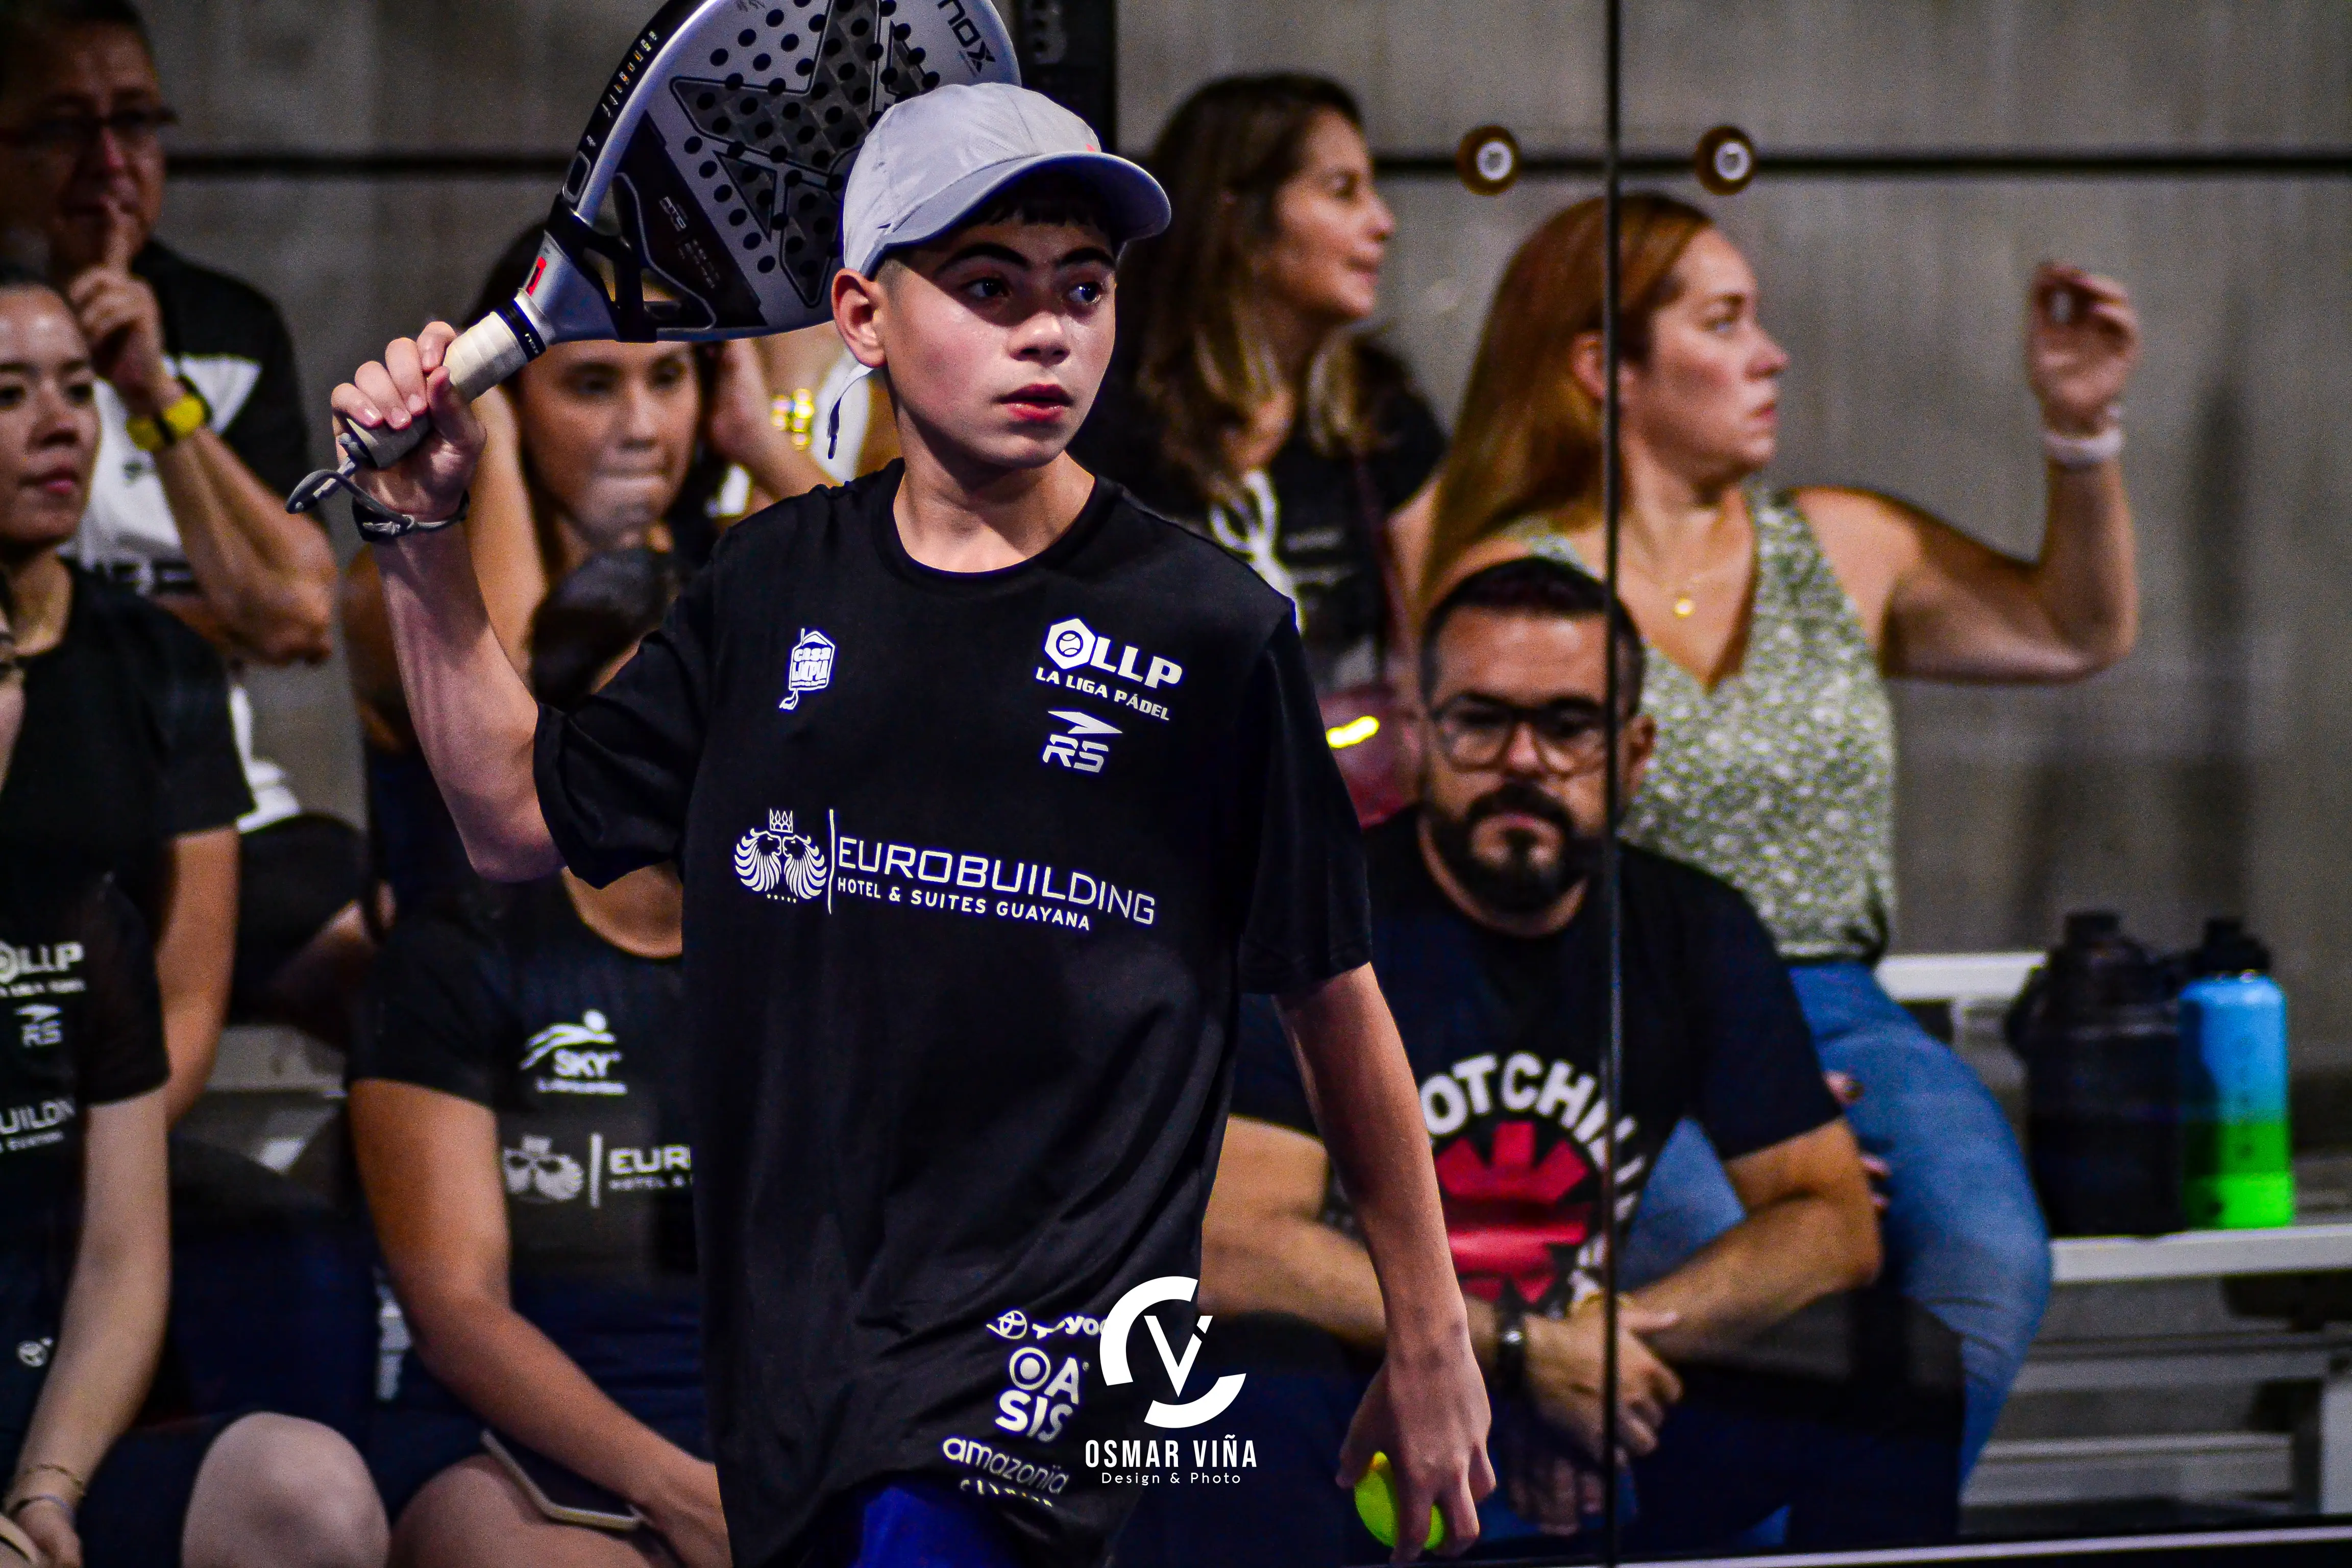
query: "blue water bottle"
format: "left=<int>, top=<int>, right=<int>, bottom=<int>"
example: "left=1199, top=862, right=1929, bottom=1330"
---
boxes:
left=2179, top=918, right=2295, bottom=1229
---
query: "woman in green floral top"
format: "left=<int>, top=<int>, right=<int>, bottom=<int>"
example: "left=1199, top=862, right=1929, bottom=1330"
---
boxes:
left=1405, top=193, right=2142, bottom=1481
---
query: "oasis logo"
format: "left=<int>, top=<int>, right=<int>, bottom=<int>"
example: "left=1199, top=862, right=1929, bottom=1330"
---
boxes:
left=1042, top=618, right=1183, bottom=690
left=994, top=1342, right=1086, bottom=1443
left=1101, top=1276, right=1246, bottom=1430
left=1042, top=709, right=1118, bottom=773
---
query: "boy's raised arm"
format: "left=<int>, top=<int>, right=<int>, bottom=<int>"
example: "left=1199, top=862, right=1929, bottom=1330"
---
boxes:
left=331, top=323, right=560, bottom=881
left=1279, top=963, right=1494, bottom=1560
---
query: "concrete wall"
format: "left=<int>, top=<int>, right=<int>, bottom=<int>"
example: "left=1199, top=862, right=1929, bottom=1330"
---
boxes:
left=144, top=2, right=2352, bottom=1092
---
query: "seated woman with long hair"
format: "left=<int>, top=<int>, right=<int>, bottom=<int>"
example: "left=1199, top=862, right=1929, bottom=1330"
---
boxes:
left=1410, top=193, right=2142, bottom=1483
left=0, top=263, right=384, bottom=1568
left=339, top=224, right=828, bottom=918
left=350, top=552, right=719, bottom=1568
left=1071, top=74, right=1442, bottom=703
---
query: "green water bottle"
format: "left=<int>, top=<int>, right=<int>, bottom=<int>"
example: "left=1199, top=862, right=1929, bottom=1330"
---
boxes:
left=2179, top=918, right=2295, bottom=1229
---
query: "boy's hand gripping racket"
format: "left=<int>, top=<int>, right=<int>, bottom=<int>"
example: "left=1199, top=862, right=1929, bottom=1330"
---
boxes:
left=289, top=0, right=1018, bottom=514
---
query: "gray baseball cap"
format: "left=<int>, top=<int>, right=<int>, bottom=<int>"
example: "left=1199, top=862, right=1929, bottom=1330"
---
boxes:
left=841, top=82, right=1170, bottom=277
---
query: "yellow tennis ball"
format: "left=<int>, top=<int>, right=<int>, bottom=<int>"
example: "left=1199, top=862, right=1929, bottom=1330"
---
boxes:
left=1354, top=1452, right=1446, bottom=1551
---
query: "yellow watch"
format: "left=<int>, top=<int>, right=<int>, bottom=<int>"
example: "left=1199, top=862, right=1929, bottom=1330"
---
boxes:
left=125, top=387, right=210, bottom=453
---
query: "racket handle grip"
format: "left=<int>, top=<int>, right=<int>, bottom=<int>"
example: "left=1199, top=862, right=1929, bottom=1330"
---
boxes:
left=342, top=312, right=535, bottom=470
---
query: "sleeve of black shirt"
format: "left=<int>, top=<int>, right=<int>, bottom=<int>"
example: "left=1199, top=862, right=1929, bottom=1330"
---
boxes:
left=1233, top=618, right=1373, bottom=994
left=534, top=523, right=726, bottom=887
left=348, top=908, right=505, bottom=1107
left=216, top=297, right=313, bottom=498
left=154, top=611, right=255, bottom=836
left=1687, top=883, right=1842, bottom=1162
left=1228, top=994, right=1320, bottom=1137
left=75, top=883, right=169, bottom=1105
left=1364, top=385, right=1448, bottom=516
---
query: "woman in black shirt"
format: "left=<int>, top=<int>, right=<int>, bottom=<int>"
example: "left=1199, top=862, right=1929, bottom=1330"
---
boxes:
left=1070, top=74, right=1446, bottom=699
left=350, top=553, right=721, bottom=1568
left=0, top=391, right=383, bottom=1563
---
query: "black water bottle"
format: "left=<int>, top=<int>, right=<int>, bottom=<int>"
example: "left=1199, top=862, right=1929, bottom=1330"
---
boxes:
left=2007, top=911, right=2184, bottom=1236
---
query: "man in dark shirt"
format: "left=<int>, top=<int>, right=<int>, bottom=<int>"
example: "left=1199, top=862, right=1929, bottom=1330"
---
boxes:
left=327, top=83, right=1489, bottom=1568
left=0, top=0, right=364, bottom=1056
left=1171, top=556, right=1888, bottom=1561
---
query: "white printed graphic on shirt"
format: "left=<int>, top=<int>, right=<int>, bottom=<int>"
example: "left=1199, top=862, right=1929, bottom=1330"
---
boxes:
left=1040, top=708, right=1119, bottom=774
left=15, top=1005, right=62, bottom=1050
left=503, top=1135, right=586, bottom=1203
left=779, top=628, right=836, bottom=711
left=734, top=811, right=830, bottom=902
left=1204, top=471, right=1300, bottom=614
left=520, top=1010, right=626, bottom=1096
left=0, top=941, right=81, bottom=990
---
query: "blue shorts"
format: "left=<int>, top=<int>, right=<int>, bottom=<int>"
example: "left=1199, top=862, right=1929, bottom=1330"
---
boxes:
left=800, top=1478, right=1027, bottom=1568
left=68, top=1412, right=238, bottom=1568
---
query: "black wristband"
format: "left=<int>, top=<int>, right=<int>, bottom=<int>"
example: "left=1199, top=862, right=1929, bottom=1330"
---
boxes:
left=1492, top=1300, right=1528, bottom=1399
left=352, top=488, right=470, bottom=543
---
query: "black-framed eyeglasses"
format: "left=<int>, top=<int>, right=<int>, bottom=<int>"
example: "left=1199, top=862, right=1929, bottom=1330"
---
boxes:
left=0, top=107, right=179, bottom=156
left=1429, top=695, right=1615, bottom=775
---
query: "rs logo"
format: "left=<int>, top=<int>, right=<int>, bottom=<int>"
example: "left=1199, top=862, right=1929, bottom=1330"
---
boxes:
left=1042, top=709, right=1119, bottom=774
left=1099, top=1276, right=1246, bottom=1430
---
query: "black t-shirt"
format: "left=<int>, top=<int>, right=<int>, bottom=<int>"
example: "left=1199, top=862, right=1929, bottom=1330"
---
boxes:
left=0, top=870, right=168, bottom=1455
left=349, top=878, right=701, bottom=1433
left=0, top=567, right=253, bottom=910
left=533, top=465, right=1369, bottom=1567
left=1069, top=351, right=1447, bottom=691
left=1234, top=813, right=1838, bottom=1317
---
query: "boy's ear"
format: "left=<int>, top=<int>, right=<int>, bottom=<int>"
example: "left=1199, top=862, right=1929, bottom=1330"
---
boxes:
left=830, top=266, right=888, bottom=372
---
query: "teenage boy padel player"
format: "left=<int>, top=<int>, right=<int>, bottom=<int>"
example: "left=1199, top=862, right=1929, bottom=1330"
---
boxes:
left=331, top=84, right=1491, bottom=1568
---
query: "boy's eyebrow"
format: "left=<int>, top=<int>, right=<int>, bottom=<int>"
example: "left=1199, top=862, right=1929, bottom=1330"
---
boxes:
left=936, top=241, right=1035, bottom=270
left=933, top=240, right=1119, bottom=272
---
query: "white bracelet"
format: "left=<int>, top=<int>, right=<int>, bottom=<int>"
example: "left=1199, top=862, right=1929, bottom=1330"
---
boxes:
left=2044, top=410, right=2123, bottom=470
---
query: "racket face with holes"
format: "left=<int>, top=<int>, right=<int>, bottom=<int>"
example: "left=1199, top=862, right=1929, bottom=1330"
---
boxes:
left=537, top=0, right=1019, bottom=344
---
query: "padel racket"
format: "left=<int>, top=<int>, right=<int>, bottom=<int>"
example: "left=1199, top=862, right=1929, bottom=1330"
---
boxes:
left=290, top=0, right=1017, bottom=512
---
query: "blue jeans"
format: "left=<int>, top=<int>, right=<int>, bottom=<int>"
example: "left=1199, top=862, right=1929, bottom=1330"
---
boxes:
left=1620, top=960, right=2051, bottom=1473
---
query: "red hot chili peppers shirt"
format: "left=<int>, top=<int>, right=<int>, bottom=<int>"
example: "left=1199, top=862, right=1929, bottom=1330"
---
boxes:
left=533, top=468, right=1369, bottom=1568
left=1234, top=813, right=1838, bottom=1317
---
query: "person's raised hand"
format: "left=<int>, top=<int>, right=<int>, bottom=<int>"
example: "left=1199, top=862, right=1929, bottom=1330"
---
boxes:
left=64, top=202, right=175, bottom=418
left=1524, top=1298, right=1682, bottom=1465
left=701, top=339, right=784, bottom=471
left=639, top=1452, right=731, bottom=1568
left=329, top=322, right=485, bottom=525
left=2027, top=263, right=2139, bottom=436
left=1336, top=1343, right=1495, bottom=1561
left=11, top=1497, right=79, bottom=1568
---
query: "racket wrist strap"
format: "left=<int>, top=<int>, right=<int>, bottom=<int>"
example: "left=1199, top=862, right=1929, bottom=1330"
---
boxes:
left=353, top=488, right=471, bottom=543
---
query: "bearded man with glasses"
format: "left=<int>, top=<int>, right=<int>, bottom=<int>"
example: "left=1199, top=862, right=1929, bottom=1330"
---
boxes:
left=0, top=1, right=367, bottom=1089
left=1128, top=556, right=1951, bottom=1566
